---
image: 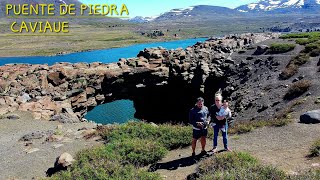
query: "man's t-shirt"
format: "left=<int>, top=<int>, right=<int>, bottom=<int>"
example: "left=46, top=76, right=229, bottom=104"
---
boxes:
left=189, top=106, right=209, bottom=130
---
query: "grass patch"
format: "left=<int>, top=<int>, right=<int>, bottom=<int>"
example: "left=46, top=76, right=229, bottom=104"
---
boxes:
left=295, top=38, right=318, bottom=45
left=50, top=145, right=161, bottom=180
left=103, top=121, right=192, bottom=150
left=309, top=139, right=320, bottom=157
left=50, top=121, right=192, bottom=179
left=194, top=151, right=320, bottom=180
left=284, top=80, right=311, bottom=100
left=269, top=43, right=296, bottom=54
left=280, top=32, right=320, bottom=39
left=194, top=152, right=286, bottom=180
left=228, top=118, right=293, bottom=135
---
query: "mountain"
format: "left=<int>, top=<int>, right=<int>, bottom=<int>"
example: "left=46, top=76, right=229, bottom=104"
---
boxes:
left=236, top=0, right=320, bottom=13
left=129, top=16, right=158, bottom=23
left=152, top=5, right=241, bottom=22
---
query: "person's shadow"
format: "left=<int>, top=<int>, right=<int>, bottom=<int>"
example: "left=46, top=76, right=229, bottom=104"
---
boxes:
left=148, top=149, right=225, bottom=172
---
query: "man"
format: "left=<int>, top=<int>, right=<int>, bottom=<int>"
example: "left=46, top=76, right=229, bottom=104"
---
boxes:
left=189, top=97, right=209, bottom=157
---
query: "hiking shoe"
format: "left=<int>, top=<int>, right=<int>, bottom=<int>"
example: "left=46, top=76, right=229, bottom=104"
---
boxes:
left=200, top=150, right=207, bottom=155
left=212, top=147, right=217, bottom=153
left=225, top=148, right=232, bottom=152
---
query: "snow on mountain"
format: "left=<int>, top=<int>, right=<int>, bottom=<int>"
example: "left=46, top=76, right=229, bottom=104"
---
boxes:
left=236, top=0, right=320, bottom=12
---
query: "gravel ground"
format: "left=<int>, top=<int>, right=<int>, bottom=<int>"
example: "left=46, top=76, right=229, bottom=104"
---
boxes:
left=0, top=111, right=101, bottom=180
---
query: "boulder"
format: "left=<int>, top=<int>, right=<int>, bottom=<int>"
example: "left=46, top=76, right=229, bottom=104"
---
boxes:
left=57, top=152, right=75, bottom=167
left=300, top=110, right=320, bottom=124
left=51, top=113, right=80, bottom=123
left=47, top=72, right=66, bottom=86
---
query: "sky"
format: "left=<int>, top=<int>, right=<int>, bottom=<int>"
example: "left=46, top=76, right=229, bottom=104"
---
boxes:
left=79, top=0, right=258, bottom=17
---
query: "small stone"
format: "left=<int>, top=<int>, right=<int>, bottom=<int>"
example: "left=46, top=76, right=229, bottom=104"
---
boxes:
left=62, top=138, right=73, bottom=143
left=25, top=148, right=40, bottom=154
left=306, top=92, right=312, bottom=96
left=53, top=144, right=64, bottom=149
left=57, top=125, right=63, bottom=130
left=311, top=163, right=320, bottom=167
left=6, top=114, right=20, bottom=120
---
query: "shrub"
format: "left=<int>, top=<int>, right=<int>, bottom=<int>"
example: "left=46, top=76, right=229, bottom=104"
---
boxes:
left=292, top=53, right=310, bottom=66
left=104, top=121, right=192, bottom=150
left=269, top=43, right=296, bottom=54
left=195, top=152, right=286, bottom=180
left=284, top=80, right=311, bottom=100
left=304, top=43, right=320, bottom=53
left=295, top=38, right=318, bottom=45
left=280, top=64, right=298, bottom=80
left=49, top=140, right=164, bottom=179
left=110, top=138, right=167, bottom=166
left=309, top=139, right=320, bottom=157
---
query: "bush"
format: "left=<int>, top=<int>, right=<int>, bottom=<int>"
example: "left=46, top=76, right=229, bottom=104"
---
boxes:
left=280, top=64, right=298, bottom=80
left=195, top=152, right=286, bottom=180
left=295, top=38, right=318, bottom=45
left=284, top=80, right=311, bottom=100
left=309, top=139, right=320, bottom=157
left=110, top=138, right=167, bottom=166
left=269, top=43, right=296, bottom=54
left=50, top=145, right=161, bottom=180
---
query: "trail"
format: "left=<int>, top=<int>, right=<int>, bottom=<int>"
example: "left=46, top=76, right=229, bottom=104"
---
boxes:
left=153, top=120, right=320, bottom=180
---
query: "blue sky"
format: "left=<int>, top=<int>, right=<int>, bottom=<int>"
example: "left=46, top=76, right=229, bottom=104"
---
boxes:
left=79, top=0, right=258, bottom=17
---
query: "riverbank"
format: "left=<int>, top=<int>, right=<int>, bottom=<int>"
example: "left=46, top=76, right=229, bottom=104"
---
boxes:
left=0, top=23, right=180, bottom=57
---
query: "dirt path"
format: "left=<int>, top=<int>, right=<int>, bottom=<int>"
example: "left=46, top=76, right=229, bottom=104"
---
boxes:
left=153, top=120, right=320, bottom=180
left=0, top=111, right=102, bottom=180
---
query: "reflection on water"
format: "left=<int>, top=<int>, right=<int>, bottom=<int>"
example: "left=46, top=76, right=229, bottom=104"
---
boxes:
left=84, top=100, right=136, bottom=124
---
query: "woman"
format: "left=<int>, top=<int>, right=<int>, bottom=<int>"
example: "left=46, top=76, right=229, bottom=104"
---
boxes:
left=209, top=93, right=232, bottom=152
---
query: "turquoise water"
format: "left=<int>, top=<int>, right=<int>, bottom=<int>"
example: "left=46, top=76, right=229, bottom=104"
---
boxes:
left=0, top=38, right=207, bottom=66
left=84, top=100, right=136, bottom=125
left=0, top=38, right=207, bottom=124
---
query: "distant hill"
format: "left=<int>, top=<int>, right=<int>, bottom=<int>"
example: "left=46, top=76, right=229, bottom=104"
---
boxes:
left=152, top=5, right=242, bottom=22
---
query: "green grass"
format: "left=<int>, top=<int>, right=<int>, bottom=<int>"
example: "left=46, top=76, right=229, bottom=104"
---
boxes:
left=280, top=32, right=320, bottom=39
left=194, top=151, right=320, bottom=180
left=269, top=43, right=296, bottom=54
left=194, top=152, right=286, bottom=180
left=50, top=121, right=191, bottom=179
left=228, top=118, right=293, bottom=135
left=103, top=121, right=192, bottom=150
left=309, top=139, right=320, bottom=157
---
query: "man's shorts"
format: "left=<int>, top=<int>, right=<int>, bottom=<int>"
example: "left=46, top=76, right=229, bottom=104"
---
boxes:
left=193, top=129, right=208, bottom=139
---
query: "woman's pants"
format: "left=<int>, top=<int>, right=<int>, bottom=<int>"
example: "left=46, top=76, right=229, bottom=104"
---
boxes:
left=213, top=124, right=228, bottom=149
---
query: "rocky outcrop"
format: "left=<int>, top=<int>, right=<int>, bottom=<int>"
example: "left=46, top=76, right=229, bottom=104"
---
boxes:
left=0, top=33, right=277, bottom=123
